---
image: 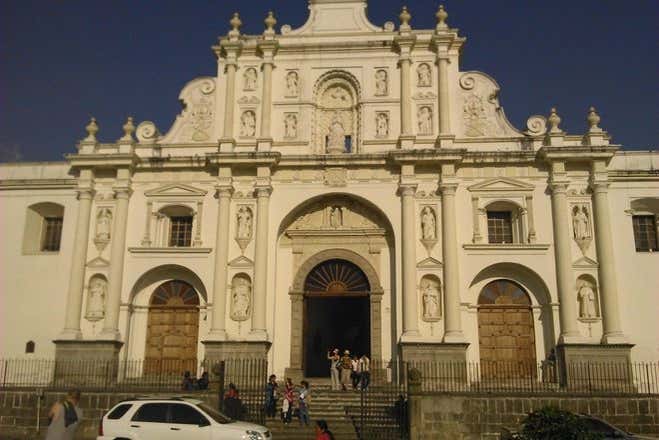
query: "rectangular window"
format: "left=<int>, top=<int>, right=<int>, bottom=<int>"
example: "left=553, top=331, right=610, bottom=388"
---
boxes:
left=487, top=211, right=513, bottom=244
left=41, top=217, right=63, bottom=251
left=169, top=216, right=193, bottom=247
left=632, top=215, right=658, bottom=252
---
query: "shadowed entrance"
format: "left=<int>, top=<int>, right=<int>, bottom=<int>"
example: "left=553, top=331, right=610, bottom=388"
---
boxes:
left=303, top=259, right=371, bottom=377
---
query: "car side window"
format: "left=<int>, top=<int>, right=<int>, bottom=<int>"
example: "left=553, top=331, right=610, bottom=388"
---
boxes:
left=107, top=404, right=132, bottom=420
left=131, top=403, right=169, bottom=423
left=169, top=404, right=209, bottom=425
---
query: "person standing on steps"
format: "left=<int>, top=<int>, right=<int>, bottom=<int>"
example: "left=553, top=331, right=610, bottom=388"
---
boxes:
left=281, top=377, right=294, bottom=425
left=297, top=380, right=311, bottom=426
left=327, top=348, right=340, bottom=391
left=315, top=419, right=335, bottom=440
left=340, top=350, right=352, bottom=391
left=44, top=389, right=82, bottom=440
left=359, top=353, right=371, bottom=390
left=265, top=374, right=278, bottom=418
left=351, top=354, right=361, bottom=390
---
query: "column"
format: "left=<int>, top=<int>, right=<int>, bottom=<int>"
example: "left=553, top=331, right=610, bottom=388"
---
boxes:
left=222, top=61, right=237, bottom=140
left=194, top=200, right=203, bottom=246
left=400, top=183, right=419, bottom=337
left=60, top=183, right=94, bottom=339
left=471, top=196, right=482, bottom=243
left=140, top=201, right=152, bottom=246
left=437, top=56, right=451, bottom=135
left=259, top=59, right=274, bottom=140
left=549, top=181, right=581, bottom=342
left=251, top=185, right=272, bottom=339
left=399, top=57, right=412, bottom=136
left=101, top=184, right=131, bottom=339
left=525, top=195, right=537, bottom=243
left=440, top=180, right=464, bottom=342
left=591, top=181, right=625, bottom=343
left=209, top=185, right=232, bottom=339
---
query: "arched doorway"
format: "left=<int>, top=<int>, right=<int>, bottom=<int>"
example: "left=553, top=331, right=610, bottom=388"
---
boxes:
left=303, top=259, right=371, bottom=377
left=477, top=280, right=536, bottom=378
left=144, top=280, right=200, bottom=373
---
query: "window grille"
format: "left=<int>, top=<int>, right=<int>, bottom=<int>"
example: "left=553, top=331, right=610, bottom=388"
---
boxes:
left=487, top=211, right=513, bottom=244
left=41, top=217, right=63, bottom=251
left=632, top=215, right=658, bottom=252
left=169, top=216, right=193, bottom=247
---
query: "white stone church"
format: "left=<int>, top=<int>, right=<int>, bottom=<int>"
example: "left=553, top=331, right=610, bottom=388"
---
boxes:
left=1, top=0, right=658, bottom=379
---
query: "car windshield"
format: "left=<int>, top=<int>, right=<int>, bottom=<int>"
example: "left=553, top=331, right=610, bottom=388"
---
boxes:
left=197, top=403, right=234, bottom=424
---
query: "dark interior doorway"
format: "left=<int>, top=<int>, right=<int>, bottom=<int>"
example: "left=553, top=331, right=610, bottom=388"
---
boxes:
left=302, top=259, right=371, bottom=377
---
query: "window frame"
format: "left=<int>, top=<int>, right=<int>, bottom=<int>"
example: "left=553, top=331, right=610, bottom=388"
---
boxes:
left=168, top=216, right=194, bottom=247
left=487, top=210, right=514, bottom=244
left=632, top=214, right=658, bottom=252
left=41, top=216, right=64, bottom=251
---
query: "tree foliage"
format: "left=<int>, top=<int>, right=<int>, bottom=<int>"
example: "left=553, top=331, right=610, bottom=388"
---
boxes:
left=519, top=406, right=603, bottom=440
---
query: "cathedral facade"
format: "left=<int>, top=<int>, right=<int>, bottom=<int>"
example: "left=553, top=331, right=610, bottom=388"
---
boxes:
left=2, top=0, right=658, bottom=379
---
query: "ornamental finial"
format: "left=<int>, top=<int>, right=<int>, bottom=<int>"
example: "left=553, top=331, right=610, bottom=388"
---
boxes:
left=436, top=5, right=448, bottom=31
left=120, top=116, right=135, bottom=142
left=264, top=11, right=277, bottom=35
left=399, top=6, right=411, bottom=31
left=229, top=12, right=242, bottom=40
left=548, top=107, right=562, bottom=133
left=84, top=117, right=99, bottom=142
left=587, top=106, right=601, bottom=132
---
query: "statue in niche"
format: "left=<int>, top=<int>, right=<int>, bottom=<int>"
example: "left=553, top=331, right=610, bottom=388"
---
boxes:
left=329, top=206, right=343, bottom=228
left=376, top=113, right=389, bottom=137
left=286, top=71, right=299, bottom=96
left=236, top=207, right=252, bottom=239
left=375, top=70, right=388, bottom=96
left=421, top=278, right=440, bottom=320
left=244, top=68, right=257, bottom=90
left=96, top=208, right=112, bottom=241
left=578, top=283, right=597, bottom=319
left=572, top=206, right=591, bottom=240
left=418, top=106, right=432, bottom=134
left=240, top=110, right=256, bottom=137
left=231, top=276, right=251, bottom=321
left=327, top=117, right=346, bottom=152
left=417, top=63, right=431, bottom=87
left=421, top=207, right=436, bottom=240
left=86, top=277, right=106, bottom=321
left=284, top=113, right=298, bottom=138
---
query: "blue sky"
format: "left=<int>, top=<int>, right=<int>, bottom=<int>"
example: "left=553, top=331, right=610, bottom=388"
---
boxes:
left=1, top=0, right=657, bottom=161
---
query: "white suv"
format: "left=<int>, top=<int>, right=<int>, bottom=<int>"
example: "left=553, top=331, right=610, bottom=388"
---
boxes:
left=97, top=396, right=272, bottom=440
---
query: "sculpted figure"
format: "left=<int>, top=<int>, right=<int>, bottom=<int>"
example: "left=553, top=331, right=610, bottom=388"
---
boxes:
left=375, top=70, right=388, bottom=96
left=236, top=207, right=252, bottom=239
left=96, top=208, right=112, bottom=240
left=421, top=279, right=440, bottom=320
left=417, top=63, right=431, bottom=87
left=578, top=284, right=597, bottom=319
left=572, top=206, right=590, bottom=240
left=421, top=207, right=436, bottom=240
left=329, top=206, right=343, bottom=228
left=231, top=276, right=251, bottom=321
left=327, top=118, right=346, bottom=152
left=376, top=113, right=389, bottom=137
left=284, top=114, right=298, bottom=138
left=286, top=71, right=299, bottom=96
left=86, top=277, right=106, bottom=320
left=240, top=111, right=256, bottom=137
left=418, top=106, right=432, bottom=134
left=244, top=68, right=257, bottom=90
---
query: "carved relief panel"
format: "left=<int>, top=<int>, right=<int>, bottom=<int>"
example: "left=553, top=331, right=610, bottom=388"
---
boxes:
left=243, top=67, right=258, bottom=91
left=416, top=63, right=432, bottom=87
left=417, top=105, right=433, bottom=136
left=159, top=78, right=216, bottom=143
left=285, top=71, right=300, bottom=97
left=375, top=112, right=389, bottom=138
left=284, top=113, right=298, bottom=139
left=85, top=274, right=107, bottom=322
left=235, top=205, right=253, bottom=254
left=420, top=275, right=441, bottom=322
left=571, top=203, right=593, bottom=255
left=576, top=275, right=600, bottom=322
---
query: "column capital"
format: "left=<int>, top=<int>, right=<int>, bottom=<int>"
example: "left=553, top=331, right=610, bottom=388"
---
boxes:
left=549, top=182, right=569, bottom=194
left=75, top=188, right=95, bottom=200
left=113, top=187, right=133, bottom=199
left=215, top=185, right=234, bottom=198
left=439, top=182, right=458, bottom=195
left=398, top=184, right=417, bottom=197
left=590, top=181, right=610, bottom=194
left=254, top=185, right=273, bottom=198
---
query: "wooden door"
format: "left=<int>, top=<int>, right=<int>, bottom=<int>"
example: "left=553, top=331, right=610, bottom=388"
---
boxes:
left=477, top=280, right=536, bottom=379
left=144, top=281, right=199, bottom=374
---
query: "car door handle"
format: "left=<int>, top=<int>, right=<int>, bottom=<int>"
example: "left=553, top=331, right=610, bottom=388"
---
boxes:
left=130, top=424, right=140, bottom=428
left=170, top=427, right=181, bottom=431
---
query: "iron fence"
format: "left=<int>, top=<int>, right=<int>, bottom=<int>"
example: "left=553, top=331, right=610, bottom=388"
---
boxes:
left=215, top=358, right=268, bottom=426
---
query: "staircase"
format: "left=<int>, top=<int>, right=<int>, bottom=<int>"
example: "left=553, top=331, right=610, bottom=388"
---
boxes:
left=264, top=383, right=404, bottom=440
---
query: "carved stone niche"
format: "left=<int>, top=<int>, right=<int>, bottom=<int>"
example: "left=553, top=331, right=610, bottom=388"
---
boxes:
left=93, top=207, right=113, bottom=252
left=576, top=275, right=600, bottom=323
left=230, top=273, right=252, bottom=322
left=571, top=203, right=593, bottom=255
left=235, top=205, right=254, bottom=254
left=420, top=274, right=442, bottom=322
left=419, top=205, right=438, bottom=255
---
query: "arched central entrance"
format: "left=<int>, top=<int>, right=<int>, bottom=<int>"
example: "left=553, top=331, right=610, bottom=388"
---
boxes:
left=303, top=259, right=371, bottom=377
left=144, top=280, right=200, bottom=373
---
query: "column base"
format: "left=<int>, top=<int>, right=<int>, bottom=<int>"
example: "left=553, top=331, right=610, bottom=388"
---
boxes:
left=442, top=330, right=466, bottom=344
left=557, top=332, right=587, bottom=345
left=205, top=330, right=228, bottom=341
left=399, top=342, right=469, bottom=363
left=397, top=134, right=416, bottom=149
left=57, top=329, right=82, bottom=340
left=202, top=340, right=271, bottom=361
left=601, top=332, right=629, bottom=345
left=556, top=343, right=634, bottom=390
left=219, top=138, right=235, bottom=152
left=53, top=340, right=123, bottom=384
left=97, top=329, right=122, bottom=341
left=248, top=329, right=269, bottom=341
left=435, top=133, right=455, bottom=148
left=257, top=137, right=273, bottom=151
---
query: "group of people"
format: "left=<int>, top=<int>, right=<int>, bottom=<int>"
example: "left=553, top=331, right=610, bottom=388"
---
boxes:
left=181, top=370, right=209, bottom=391
left=265, top=375, right=313, bottom=426
left=327, top=349, right=370, bottom=391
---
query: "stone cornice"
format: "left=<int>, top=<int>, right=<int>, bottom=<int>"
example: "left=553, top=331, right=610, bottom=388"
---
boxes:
left=65, top=153, right=139, bottom=170
left=0, top=179, right=76, bottom=190
left=205, top=151, right=280, bottom=167
left=538, top=146, right=619, bottom=164
left=388, top=149, right=466, bottom=165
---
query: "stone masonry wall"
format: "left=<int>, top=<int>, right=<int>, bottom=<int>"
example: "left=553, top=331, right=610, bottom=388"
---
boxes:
left=0, top=390, right=217, bottom=439
left=410, top=393, right=659, bottom=440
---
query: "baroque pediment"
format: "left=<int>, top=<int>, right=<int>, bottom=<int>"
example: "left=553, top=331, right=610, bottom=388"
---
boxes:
left=229, top=255, right=254, bottom=268
left=468, top=177, right=534, bottom=193
left=417, top=257, right=442, bottom=269
left=283, top=0, right=380, bottom=35
left=159, top=77, right=216, bottom=144
left=286, top=197, right=384, bottom=232
left=145, top=184, right=207, bottom=198
left=87, top=256, right=109, bottom=267
left=573, top=256, right=598, bottom=268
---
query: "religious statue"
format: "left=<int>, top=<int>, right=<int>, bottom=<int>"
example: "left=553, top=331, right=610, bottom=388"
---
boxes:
left=572, top=206, right=591, bottom=240
left=244, top=68, right=257, bottom=90
left=284, top=113, right=298, bottom=138
left=421, top=207, right=436, bottom=240
left=327, top=118, right=346, bottom=152
left=240, top=111, right=256, bottom=137
left=421, top=278, right=440, bottom=320
left=375, top=70, right=388, bottom=96
left=329, top=206, right=343, bottom=228
left=418, top=106, right=432, bottom=134
left=95, top=208, right=112, bottom=241
left=230, top=276, right=251, bottom=321
left=578, top=284, right=597, bottom=319
left=376, top=113, right=389, bottom=138
left=236, top=207, right=252, bottom=239
left=286, top=71, right=299, bottom=96
left=85, top=276, right=107, bottom=321
left=417, top=63, right=431, bottom=87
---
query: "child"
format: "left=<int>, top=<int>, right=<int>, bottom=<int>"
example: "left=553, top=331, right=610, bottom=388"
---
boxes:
left=297, top=380, right=310, bottom=426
